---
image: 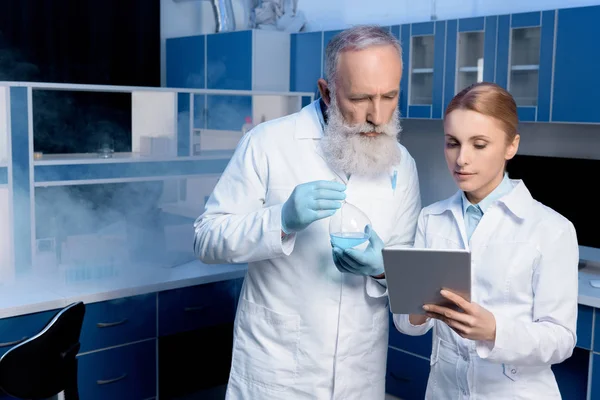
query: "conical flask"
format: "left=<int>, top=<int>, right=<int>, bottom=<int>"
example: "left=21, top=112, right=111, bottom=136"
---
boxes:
left=329, top=201, right=371, bottom=250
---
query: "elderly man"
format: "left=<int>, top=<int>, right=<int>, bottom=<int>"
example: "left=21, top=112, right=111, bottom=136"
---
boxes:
left=194, top=25, right=421, bottom=399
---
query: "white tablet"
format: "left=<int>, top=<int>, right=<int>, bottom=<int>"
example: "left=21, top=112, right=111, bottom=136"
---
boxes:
left=382, top=247, right=471, bottom=315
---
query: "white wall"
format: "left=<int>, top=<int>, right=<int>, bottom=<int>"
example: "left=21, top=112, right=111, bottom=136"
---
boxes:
left=160, top=0, right=251, bottom=86
left=400, top=119, right=600, bottom=207
left=160, top=0, right=600, bottom=84
left=298, top=0, right=600, bottom=31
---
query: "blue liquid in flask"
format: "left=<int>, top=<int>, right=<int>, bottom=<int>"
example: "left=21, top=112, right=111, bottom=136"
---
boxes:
left=330, top=232, right=369, bottom=250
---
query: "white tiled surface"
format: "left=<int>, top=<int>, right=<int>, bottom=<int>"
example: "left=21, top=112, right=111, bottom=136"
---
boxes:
left=0, top=245, right=599, bottom=319
left=0, top=260, right=247, bottom=319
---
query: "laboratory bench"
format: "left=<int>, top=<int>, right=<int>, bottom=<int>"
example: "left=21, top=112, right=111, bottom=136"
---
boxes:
left=0, top=246, right=599, bottom=399
left=0, top=260, right=247, bottom=400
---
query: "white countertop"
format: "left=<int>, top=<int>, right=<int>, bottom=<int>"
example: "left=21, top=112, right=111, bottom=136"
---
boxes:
left=578, top=246, right=600, bottom=308
left=0, top=260, right=247, bottom=319
left=1, top=245, right=600, bottom=320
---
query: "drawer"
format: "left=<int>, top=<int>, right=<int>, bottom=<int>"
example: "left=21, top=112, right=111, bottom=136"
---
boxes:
left=578, top=304, right=593, bottom=350
left=388, top=313, right=433, bottom=358
left=386, top=347, right=430, bottom=400
left=0, top=309, right=58, bottom=358
left=79, top=293, right=156, bottom=353
left=78, top=339, right=156, bottom=400
left=158, top=279, right=241, bottom=337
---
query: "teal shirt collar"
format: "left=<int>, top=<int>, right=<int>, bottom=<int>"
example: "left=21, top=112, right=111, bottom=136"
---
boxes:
left=462, top=173, right=514, bottom=216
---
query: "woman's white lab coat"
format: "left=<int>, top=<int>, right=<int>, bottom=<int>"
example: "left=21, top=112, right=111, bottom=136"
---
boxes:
left=393, top=180, right=579, bottom=399
left=194, top=101, right=422, bottom=399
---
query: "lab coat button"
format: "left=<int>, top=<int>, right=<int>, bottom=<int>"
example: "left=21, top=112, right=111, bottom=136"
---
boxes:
left=511, top=369, right=517, bottom=374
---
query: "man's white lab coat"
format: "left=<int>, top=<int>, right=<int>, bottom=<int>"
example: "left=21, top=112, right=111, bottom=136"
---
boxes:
left=194, top=100, right=421, bottom=399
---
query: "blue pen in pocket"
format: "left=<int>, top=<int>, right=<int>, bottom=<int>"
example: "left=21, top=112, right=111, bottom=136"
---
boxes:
left=391, top=170, right=397, bottom=191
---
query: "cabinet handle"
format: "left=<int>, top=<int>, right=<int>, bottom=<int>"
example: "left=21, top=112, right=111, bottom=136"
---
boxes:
left=0, top=336, right=28, bottom=348
left=390, top=372, right=411, bottom=383
left=96, top=318, right=128, bottom=328
left=97, top=373, right=128, bottom=385
left=184, top=306, right=206, bottom=312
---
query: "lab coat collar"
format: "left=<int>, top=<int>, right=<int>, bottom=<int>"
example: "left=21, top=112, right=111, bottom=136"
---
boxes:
left=295, top=100, right=325, bottom=139
left=497, top=179, right=533, bottom=220
left=428, top=179, right=533, bottom=220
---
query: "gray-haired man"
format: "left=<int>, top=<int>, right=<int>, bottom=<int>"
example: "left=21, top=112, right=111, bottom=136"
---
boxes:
left=194, top=25, right=421, bottom=399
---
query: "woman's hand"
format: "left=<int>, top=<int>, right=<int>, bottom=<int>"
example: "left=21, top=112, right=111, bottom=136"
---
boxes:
left=409, top=314, right=429, bottom=326
left=423, top=290, right=496, bottom=342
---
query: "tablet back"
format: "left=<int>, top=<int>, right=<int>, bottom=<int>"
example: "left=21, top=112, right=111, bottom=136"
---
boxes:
left=382, top=248, right=471, bottom=315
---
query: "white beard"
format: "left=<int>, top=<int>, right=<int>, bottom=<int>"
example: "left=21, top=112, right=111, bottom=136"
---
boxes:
left=320, top=95, right=402, bottom=178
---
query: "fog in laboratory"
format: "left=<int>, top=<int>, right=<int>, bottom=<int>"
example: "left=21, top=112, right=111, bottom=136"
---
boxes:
left=0, top=33, right=226, bottom=283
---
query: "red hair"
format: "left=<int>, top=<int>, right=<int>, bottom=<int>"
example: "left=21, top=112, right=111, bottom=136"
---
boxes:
left=445, top=82, right=518, bottom=142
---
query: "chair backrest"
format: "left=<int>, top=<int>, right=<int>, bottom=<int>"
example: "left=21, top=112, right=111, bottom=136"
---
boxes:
left=0, top=301, right=86, bottom=399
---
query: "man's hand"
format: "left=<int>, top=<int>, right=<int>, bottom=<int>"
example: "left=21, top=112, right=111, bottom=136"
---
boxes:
left=281, top=180, right=346, bottom=234
left=424, top=290, right=496, bottom=342
left=332, top=225, right=385, bottom=277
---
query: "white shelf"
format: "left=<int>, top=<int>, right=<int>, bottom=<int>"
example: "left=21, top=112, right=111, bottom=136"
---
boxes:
left=412, top=68, right=434, bottom=74
left=458, top=66, right=481, bottom=73
left=511, top=64, right=540, bottom=71
left=33, top=151, right=234, bottom=166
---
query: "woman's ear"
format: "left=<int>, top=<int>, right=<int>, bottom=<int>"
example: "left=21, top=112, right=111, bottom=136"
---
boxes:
left=505, top=133, right=520, bottom=161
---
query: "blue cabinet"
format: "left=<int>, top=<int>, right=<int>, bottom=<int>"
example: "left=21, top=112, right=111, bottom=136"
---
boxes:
left=0, top=309, right=58, bottom=358
left=394, top=21, right=445, bottom=119
left=388, top=313, right=432, bottom=358
left=167, top=30, right=295, bottom=132
left=552, top=5, right=600, bottom=123
left=386, top=347, right=430, bottom=399
left=290, top=31, right=322, bottom=95
left=206, top=31, right=252, bottom=91
left=493, top=11, right=555, bottom=122
left=443, top=16, right=499, bottom=112
left=158, top=278, right=242, bottom=337
left=553, top=347, right=589, bottom=400
left=578, top=304, right=593, bottom=351
left=78, top=293, right=156, bottom=353
left=166, top=35, right=206, bottom=89
left=78, top=339, right=156, bottom=400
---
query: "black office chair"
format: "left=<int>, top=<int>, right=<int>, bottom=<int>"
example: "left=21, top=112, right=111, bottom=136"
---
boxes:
left=0, top=301, right=86, bottom=400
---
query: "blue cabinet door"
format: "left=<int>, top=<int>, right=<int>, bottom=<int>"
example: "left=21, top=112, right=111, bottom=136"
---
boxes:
left=553, top=5, right=600, bottom=123
left=552, top=347, right=589, bottom=400
left=206, top=31, right=252, bottom=90
left=290, top=32, right=322, bottom=96
left=78, top=293, right=156, bottom=353
left=78, top=339, right=156, bottom=400
left=386, top=347, right=430, bottom=399
left=495, top=11, right=554, bottom=122
left=166, top=35, right=206, bottom=89
left=443, top=16, right=498, bottom=113
left=578, top=304, right=593, bottom=350
left=388, top=313, right=433, bottom=359
left=0, top=309, right=58, bottom=358
left=400, top=21, right=445, bottom=119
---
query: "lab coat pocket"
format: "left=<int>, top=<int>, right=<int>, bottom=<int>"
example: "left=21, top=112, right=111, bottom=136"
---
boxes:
left=428, top=336, right=460, bottom=398
left=502, top=364, right=520, bottom=382
left=230, top=299, right=300, bottom=392
left=360, top=308, right=390, bottom=384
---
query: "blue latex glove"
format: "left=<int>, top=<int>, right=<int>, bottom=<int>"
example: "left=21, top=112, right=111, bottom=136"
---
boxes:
left=332, top=225, right=385, bottom=277
left=281, top=180, right=346, bottom=234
